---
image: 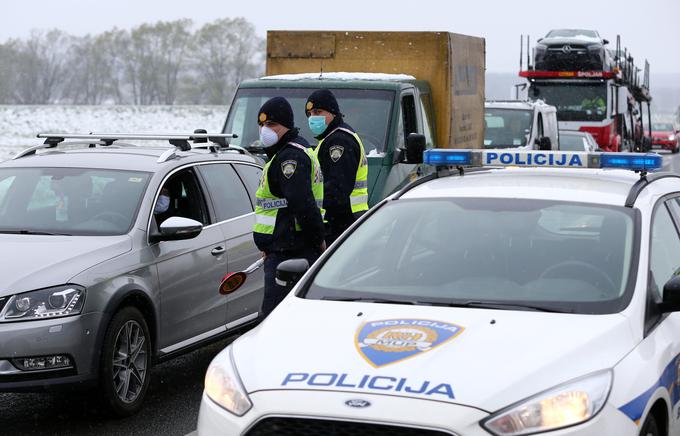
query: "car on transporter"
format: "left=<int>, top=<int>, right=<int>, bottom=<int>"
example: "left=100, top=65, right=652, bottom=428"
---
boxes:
left=0, top=132, right=264, bottom=416
left=199, top=148, right=680, bottom=435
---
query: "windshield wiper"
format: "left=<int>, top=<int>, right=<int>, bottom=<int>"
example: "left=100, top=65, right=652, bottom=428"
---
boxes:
left=0, top=229, right=72, bottom=236
left=321, top=296, right=424, bottom=305
left=443, top=300, right=571, bottom=313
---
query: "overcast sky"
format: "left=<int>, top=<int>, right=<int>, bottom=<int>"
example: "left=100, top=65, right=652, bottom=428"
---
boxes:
left=3, top=0, right=679, bottom=75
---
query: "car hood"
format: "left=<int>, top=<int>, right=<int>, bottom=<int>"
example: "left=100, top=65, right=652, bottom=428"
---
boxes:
left=652, top=131, right=674, bottom=137
left=0, top=234, right=132, bottom=295
left=541, top=37, right=601, bottom=46
left=233, top=297, right=636, bottom=412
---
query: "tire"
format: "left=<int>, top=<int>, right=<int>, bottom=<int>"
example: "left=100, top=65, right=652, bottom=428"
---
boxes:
left=640, top=413, right=660, bottom=436
left=99, top=306, right=152, bottom=417
left=673, top=144, right=679, bottom=154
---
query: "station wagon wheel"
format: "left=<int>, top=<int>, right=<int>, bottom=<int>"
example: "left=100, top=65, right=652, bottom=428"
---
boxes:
left=640, top=413, right=659, bottom=436
left=99, top=306, right=152, bottom=416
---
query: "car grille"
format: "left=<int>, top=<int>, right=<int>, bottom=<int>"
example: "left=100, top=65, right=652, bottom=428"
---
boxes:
left=245, top=417, right=454, bottom=436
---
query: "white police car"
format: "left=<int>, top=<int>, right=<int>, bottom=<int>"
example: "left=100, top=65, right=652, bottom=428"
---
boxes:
left=198, top=149, right=680, bottom=436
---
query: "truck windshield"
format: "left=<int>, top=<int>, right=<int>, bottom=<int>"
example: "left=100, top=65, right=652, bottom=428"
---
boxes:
left=484, top=108, right=533, bottom=148
left=223, top=87, right=394, bottom=154
left=305, top=198, right=637, bottom=314
left=530, top=82, right=607, bottom=122
left=0, top=167, right=150, bottom=236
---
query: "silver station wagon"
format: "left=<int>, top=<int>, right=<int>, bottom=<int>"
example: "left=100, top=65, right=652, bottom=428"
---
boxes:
left=0, top=133, right=264, bottom=415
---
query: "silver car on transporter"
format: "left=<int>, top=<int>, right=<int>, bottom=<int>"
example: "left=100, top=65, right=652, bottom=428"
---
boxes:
left=0, top=133, right=264, bottom=416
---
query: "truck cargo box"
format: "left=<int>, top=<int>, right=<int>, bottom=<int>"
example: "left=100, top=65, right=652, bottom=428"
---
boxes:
left=266, top=31, right=485, bottom=149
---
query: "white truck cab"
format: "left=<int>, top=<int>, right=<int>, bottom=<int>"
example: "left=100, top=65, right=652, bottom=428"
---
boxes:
left=485, top=100, right=559, bottom=150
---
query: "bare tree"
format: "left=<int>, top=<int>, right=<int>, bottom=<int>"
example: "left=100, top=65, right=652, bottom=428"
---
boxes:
left=189, top=18, right=264, bottom=105
left=11, top=30, right=69, bottom=104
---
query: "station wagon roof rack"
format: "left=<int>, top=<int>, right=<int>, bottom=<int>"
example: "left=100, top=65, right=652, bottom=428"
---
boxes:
left=13, top=131, right=241, bottom=162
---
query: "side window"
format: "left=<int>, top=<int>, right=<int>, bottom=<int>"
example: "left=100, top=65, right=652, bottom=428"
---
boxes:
left=401, top=94, right=418, bottom=142
left=198, top=163, right=253, bottom=221
left=155, top=168, right=209, bottom=226
left=233, top=164, right=262, bottom=207
left=649, top=204, right=680, bottom=298
left=419, top=95, right=434, bottom=148
left=0, top=176, right=15, bottom=207
left=536, top=114, right=545, bottom=138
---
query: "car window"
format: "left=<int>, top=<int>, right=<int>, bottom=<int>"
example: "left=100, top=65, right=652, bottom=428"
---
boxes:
left=0, top=167, right=150, bottom=236
left=233, top=164, right=262, bottom=207
left=649, top=204, right=680, bottom=298
left=154, top=168, right=209, bottom=226
left=0, top=175, right=14, bottom=207
left=198, top=163, right=253, bottom=221
left=419, top=94, right=434, bottom=148
left=307, top=198, right=636, bottom=314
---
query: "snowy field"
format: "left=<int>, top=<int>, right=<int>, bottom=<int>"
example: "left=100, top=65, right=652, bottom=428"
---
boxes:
left=0, top=105, right=229, bottom=161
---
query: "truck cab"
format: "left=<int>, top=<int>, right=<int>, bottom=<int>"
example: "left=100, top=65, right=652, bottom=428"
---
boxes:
left=222, top=73, right=436, bottom=206
left=484, top=100, right=558, bottom=150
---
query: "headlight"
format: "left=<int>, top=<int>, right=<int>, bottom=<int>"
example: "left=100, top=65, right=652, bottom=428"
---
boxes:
left=0, top=285, right=86, bottom=322
left=204, top=345, right=252, bottom=416
left=481, top=370, right=612, bottom=435
left=669, top=135, right=676, bottom=141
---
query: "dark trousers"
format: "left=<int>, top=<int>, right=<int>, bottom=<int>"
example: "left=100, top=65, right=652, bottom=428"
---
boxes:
left=261, top=248, right=320, bottom=318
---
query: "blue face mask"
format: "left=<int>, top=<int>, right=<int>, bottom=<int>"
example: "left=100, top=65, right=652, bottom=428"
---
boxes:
left=154, top=195, right=170, bottom=214
left=308, top=115, right=328, bottom=136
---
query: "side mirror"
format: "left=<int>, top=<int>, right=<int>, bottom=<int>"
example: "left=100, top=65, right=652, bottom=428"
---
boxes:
left=661, top=276, right=680, bottom=312
left=405, top=133, right=426, bottom=164
left=150, top=216, right=203, bottom=243
left=276, top=258, right=310, bottom=289
left=537, top=137, right=552, bottom=151
left=602, top=39, right=609, bottom=45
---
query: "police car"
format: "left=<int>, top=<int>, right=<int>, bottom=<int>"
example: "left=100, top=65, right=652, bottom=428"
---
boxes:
left=198, top=149, right=680, bottom=436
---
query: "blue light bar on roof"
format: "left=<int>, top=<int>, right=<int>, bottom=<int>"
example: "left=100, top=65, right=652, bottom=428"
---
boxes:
left=599, top=153, right=662, bottom=171
left=423, top=149, right=475, bottom=166
left=421, top=149, right=663, bottom=172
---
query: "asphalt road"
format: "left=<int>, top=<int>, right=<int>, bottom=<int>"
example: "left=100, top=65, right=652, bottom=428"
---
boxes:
left=2, top=148, right=679, bottom=436
left=0, top=336, right=236, bottom=436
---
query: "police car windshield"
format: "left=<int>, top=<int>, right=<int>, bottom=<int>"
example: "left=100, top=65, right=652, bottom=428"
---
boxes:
left=484, top=109, right=533, bottom=148
left=531, top=83, right=607, bottom=122
left=223, top=87, right=394, bottom=155
left=0, top=167, right=150, bottom=236
left=308, top=198, right=637, bottom=314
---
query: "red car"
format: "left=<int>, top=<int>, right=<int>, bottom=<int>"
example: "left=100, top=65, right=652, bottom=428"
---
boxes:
left=652, top=122, right=679, bottom=153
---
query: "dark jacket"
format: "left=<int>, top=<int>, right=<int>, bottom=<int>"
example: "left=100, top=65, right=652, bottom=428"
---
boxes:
left=254, top=129, right=325, bottom=254
left=315, top=117, right=362, bottom=229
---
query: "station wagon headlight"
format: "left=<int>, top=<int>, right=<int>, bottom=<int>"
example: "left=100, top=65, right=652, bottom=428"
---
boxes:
left=0, top=285, right=85, bottom=322
left=204, top=345, right=252, bottom=416
left=482, top=370, right=612, bottom=435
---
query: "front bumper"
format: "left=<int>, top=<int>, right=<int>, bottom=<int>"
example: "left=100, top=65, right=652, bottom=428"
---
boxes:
left=0, top=312, right=105, bottom=390
left=651, top=139, right=677, bottom=150
left=197, top=390, right=637, bottom=435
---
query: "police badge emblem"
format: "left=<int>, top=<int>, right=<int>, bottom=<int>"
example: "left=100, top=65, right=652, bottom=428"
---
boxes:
left=355, top=319, right=464, bottom=368
left=281, top=160, right=297, bottom=179
left=329, top=145, right=344, bottom=162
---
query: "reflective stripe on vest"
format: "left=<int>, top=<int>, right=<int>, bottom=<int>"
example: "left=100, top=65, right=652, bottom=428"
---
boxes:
left=253, top=142, right=325, bottom=235
left=314, top=127, right=369, bottom=215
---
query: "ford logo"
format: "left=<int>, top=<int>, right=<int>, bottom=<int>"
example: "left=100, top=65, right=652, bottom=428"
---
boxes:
left=345, top=399, right=371, bottom=408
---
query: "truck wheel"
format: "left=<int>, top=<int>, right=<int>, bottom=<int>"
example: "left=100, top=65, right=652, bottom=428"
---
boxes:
left=99, top=306, right=152, bottom=416
left=639, top=413, right=659, bottom=436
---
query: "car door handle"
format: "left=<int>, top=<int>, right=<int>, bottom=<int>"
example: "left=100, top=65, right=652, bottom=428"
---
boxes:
left=211, top=246, right=226, bottom=256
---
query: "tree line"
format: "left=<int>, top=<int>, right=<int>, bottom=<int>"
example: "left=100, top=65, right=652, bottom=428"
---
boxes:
left=0, top=18, right=264, bottom=105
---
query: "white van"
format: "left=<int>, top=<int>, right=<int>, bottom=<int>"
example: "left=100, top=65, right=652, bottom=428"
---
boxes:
left=485, top=100, right=559, bottom=150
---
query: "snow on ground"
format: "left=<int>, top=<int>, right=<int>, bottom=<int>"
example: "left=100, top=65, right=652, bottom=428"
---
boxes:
left=0, top=105, right=229, bottom=161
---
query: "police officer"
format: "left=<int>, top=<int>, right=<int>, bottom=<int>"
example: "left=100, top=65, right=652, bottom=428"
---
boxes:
left=305, top=89, right=368, bottom=245
left=253, top=97, right=326, bottom=318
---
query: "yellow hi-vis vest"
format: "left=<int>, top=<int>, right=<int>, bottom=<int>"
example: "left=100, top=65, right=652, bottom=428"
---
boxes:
left=253, top=143, right=324, bottom=235
left=314, top=127, right=369, bottom=215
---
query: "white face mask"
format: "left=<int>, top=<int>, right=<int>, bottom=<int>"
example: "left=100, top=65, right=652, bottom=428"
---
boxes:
left=154, top=195, right=170, bottom=214
left=259, top=126, right=280, bottom=147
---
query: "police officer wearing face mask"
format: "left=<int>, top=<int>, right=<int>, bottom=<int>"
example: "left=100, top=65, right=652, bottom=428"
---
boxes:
left=306, top=89, right=368, bottom=245
left=253, top=96, right=326, bottom=318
